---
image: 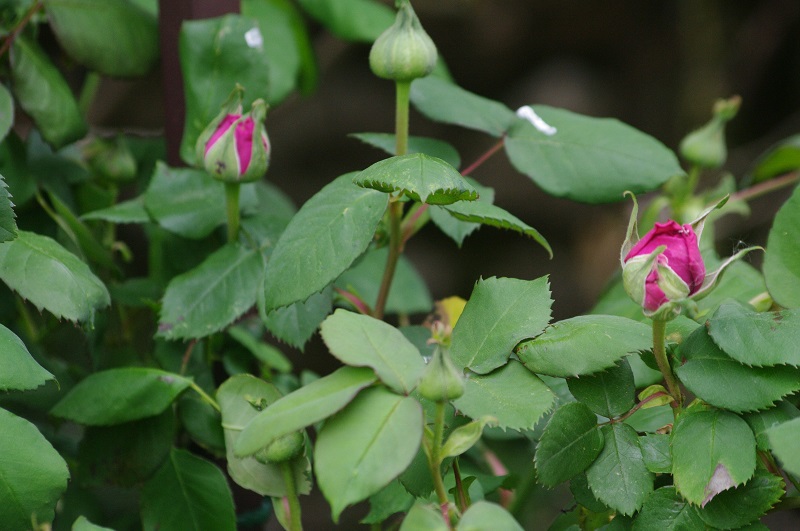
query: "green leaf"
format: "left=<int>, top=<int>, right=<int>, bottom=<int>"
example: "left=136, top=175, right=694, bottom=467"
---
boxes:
left=676, top=326, right=800, bottom=413
left=82, top=197, right=149, bottom=224
left=0, top=230, right=110, bottom=323
left=72, top=516, right=114, bottom=531
left=0, top=174, right=16, bottom=243
left=144, top=162, right=255, bottom=239
left=750, top=134, right=800, bottom=183
left=442, top=200, right=552, bottom=257
left=335, top=246, right=433, bottom=315
left=352, top=133, right=461, bottom=169
left=567, top=359, right=635, bottom=418
left=518, top=315, right=651, bottom=377
left=158, top=242, right=268, bottom=340
left=10, top=37, right=87, bottom=148
left=217, top=375, right=310, bottom=497
left=354, top=153, right=478, bottom=205
left=440, top=416, right=495, bottom=459
left=766, top=417, right=800, bottom=476
left=0, top=84, right=13, bottom=144
left=671, top=408, right=756, bottom=506
left=315, top=386, right=423, bottom=522
left=77, top=410, right=174, bottom=487
left=696, top=259, right=765, bottom=316
left=260, top=285, right=333, bottom=350
left=399, top=501, right=448, bottom=531
left=504, top=106, right=682, bottom=203
left=744, top=401, right=800, bottom=451
left=632, top=487, right=707, bottom=531
left=696, top=469, right=784, bottom=530
left=707, top=303, right=800, bottom=367
left=459, top=501, right=524, bottom=531
left=0, top=408, right=70, bottom=529
left=43, top=0, right=158, bottom=76
left=764, top=184, right=800, bottom=308
left=51, top=368, right=192, bottom=425
left=451, top=276, right=552, bottom=374
left=46, top=189, right=116, bottom=270
left=453, top=360, right=555, bottom=431
left=320, top=309, right=425, bottom=394
left=140, top=448, right=236, bottom=531
left=295, top=0, right=394, bottom=42
left=228, top=325, right=292, bottom=373
left=429, top=179, right=494, bottom=247
left=535, top=402, right=604, bottom=487
left=241, top=0, right=315, bottom=103
left=639, top=434, right=671, bottom=474
left=235, top=366, right=376, bottom=457
left=361, top=480, right=414, bottom=525
left=179, top=15, right=275, bottom=163
left=586, top=423, right=653, bottom=515
left=262, top=173, right=388, bottom=311
left=410, top=76, right=517, bottom=137
left=0, top=323, right=53, bottom=391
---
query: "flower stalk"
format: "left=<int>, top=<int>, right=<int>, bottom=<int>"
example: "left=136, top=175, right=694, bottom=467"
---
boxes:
left=651, top=319, right=682, bottom=413
left=281, top=462, right=303, bottom=531
left=224, top=182, right=241, bottom=242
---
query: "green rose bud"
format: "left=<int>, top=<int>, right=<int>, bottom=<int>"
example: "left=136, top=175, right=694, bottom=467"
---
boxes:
left=369, top=0, right=437, bottom=82
left=254, top=430, right=305, bottom=464
left=679, top=95, right=740, bottom=168
left=195, top=85, right=270, bottom=183
left=418, top=346, right=465, bottom=402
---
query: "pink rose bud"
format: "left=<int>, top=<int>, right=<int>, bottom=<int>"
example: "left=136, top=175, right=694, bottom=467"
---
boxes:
left=623, top=220, right=705, bottom=312
left=195, top=86, right=270, bottom=183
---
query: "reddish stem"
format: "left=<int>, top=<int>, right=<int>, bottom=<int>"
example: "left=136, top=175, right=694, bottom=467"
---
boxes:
left=731, top=170, right=799, bottom=203
left=334, top=287, right=372, bottom=315
left=460, top=137, right=505, bottom=177
left=0, top=1, right=42, bottom=59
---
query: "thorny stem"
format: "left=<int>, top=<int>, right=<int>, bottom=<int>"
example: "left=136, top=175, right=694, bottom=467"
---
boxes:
left=652, top=319, right=682, bottom=414
left=224, top=182, right=241, bottom=242
left=281, top=462, right=303, bottom=531
left=0, top=1, right=42, bottom=59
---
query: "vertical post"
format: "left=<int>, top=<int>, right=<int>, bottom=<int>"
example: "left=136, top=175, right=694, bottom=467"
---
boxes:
left=158, top=0, right=239, bottom=166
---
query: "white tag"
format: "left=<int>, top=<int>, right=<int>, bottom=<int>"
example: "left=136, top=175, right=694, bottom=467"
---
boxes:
left=516, top=105, right=557, bottom=136
left=244, top=27, right=263, bottom=49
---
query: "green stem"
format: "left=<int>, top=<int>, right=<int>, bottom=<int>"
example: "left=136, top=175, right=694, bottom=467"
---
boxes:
left=224, top=182, right=241, bottom=242
left=281, top=462, right=303, bottom=531
left=373, top=200, right=402, bottom=320
left=78, top=72, right=101, bottom=117
left=652, top=319, right=682, bottom=412
left=395, top=81, right=411, bottom=156
left=189, top=381, right=220, bottom=413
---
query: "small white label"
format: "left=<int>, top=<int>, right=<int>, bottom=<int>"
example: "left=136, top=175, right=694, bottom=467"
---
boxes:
left=244, top=27, right=263, bottom=49
left=516, top=105, right=557, bottom=136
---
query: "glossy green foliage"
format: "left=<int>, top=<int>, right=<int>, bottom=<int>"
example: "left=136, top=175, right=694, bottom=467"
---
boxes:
left=217, top=375, right=310, bottom=497
left=262, top=173, right=388, bottom=311
left=766, top=417, right=800, bottom=476
left=567, top=359, right=635, bottom=418
left=518, top=315, right=651, bottom=377
left=51, top=368, right=192, bottom=425
left=10, top=37, right=86, bottom=148
left=320, top=310, right=425, bottom=393
left=0, top=230, right=109, bottom=323
left=354, top=153, right=478, bottom=204
left=158, top=242, right=269, bottom=340
left=764, top=184, right=800, bottom=307
left=535, top=402, right=604, bottom=487
left=0, top=323, right=53, bottom=391
left=352, top=133, right=461, bottom=168
left=750, top=134, right=800, bottom=182
left=140, top=448, right=236, bottom=531
left=676, top=326, right=800, bottom=412
left=450, top=276, right=552, bottom=374
left=315, top=387, right=423, bottom=521
left=44, top=0, right=158, bottom=77
left=458, top=501, right=524, bottom=531
left=671, top=408, right=756, bottom=506
left=297, top=0, right=394, bottom=42
left=0, top=408, right=70, bottom=529
left=0, top=84, right=13, bottom=144
left=0, top=174, right=16, bottom=243
left=235, top=366, right=376, bottom=456
left=453, top=360, right=555, bottom=430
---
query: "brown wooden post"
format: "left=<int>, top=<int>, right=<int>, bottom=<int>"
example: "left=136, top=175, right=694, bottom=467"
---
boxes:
left=158, top=0, right=239, bottom=166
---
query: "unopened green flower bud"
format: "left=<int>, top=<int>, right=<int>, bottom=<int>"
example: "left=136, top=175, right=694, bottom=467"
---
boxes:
left=196, top=85, right=270, bottom=183
left=83, top=136, right=137, bottom=182
left=254, top=431, right=305, bottom=464
left=369, top=0, right=437, bottom=82
left=418, top=346, right=465, bottom=402
left=679, top=95, right=741, bottom=168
